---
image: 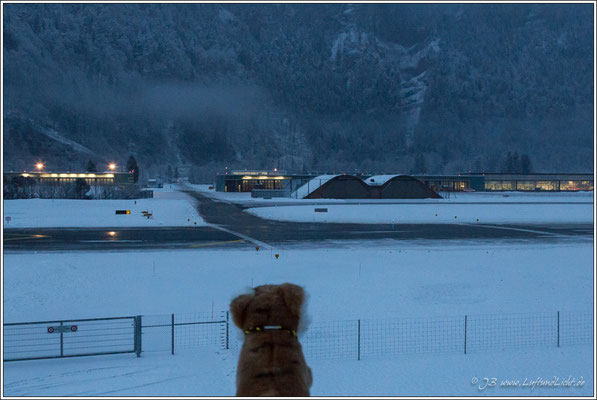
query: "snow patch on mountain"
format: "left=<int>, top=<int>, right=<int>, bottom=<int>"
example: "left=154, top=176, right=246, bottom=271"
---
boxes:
left=35, top=125, right=97, bottom=157
left=380, top=38, right=441, bottom=142
left=330, top=29, right=373, bottom=61
left=6, top=112, right=97, bottom=157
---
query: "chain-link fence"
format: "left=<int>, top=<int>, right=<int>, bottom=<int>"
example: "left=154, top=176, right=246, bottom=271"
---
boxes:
left=141, top=311, right=228, bottom=354
left=4, top=310, right=592, bottom=362
left=229, top=310, right=592, bottom=361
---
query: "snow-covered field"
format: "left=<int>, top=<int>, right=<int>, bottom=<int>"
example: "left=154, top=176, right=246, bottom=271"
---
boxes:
left=2, top=190, right=206, bottom=228
left=4, top=242, right=593, bottom=321
left=3, top=346, right=591, bottom=396
left=245, top=202, right=593, bottom=224
left=2, top=185, right=594, bottom=396
left=3, top=241, right=594, bottom=396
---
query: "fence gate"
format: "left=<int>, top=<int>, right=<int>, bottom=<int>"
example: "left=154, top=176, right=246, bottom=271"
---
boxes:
left=3, top=316, right=141, bottom=362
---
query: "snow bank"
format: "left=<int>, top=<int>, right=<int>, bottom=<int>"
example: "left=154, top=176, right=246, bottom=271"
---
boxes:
left=245, top=202, right=593, bottom=224
left=3, top=195, right=205, bottom=228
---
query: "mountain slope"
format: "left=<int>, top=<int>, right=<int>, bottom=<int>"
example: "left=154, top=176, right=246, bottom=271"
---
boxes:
left=3, top=4, right=593, bottom=179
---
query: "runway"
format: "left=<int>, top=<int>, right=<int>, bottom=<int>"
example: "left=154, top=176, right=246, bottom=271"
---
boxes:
left=3, top=191, right=593, bottom=251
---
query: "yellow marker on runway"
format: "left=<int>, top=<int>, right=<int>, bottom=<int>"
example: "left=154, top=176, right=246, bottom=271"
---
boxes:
left=189, top=239, right=246, bottom=248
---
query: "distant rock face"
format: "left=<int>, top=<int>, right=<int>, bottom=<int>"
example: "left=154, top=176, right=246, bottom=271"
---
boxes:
left=2, top=3, right=593, bottom=177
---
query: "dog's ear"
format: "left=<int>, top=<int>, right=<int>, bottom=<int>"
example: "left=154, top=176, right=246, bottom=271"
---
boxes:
left=230, top=294, right=253, bottom=328
left=278, top=283, right=304, bottom=317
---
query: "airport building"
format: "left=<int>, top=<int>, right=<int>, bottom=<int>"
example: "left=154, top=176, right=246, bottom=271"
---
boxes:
left=472, top=173, right=594, bottom=192
left=3, top=171, right=135, bottom=188
left=215, top=171, right=593, bottom=199
left=215, top=170, right=314, bottom=194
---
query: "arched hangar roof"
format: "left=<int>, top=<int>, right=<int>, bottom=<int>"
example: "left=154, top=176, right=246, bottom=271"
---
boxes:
left=365, top=174, right=407, bottom=186
left=376, top=175, right=442, bottom=199
left=307, top=174, right=371, bottom=199
left=294, top=174, right=442, bottom=199
left=292, top=175, right=339, bottom=199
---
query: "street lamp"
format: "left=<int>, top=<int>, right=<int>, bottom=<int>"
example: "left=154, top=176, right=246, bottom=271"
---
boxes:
left=35, top=162, right=44, bottom=171
left=108, top=163, right=117, bottom=171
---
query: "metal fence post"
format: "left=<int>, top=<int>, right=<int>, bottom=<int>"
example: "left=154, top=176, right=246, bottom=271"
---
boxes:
left=464, top=315, right=468, bottom=355
left=226, top=311, right=230, bottom=350
left=357, top=319, right=361, bottom=361
left=134, top=315, right=142, bottom=357
left=557, top=311, right=560, bottom=348
left=60, top=321, right=64, bottom=357
left=171, top=314, right=175, bottom=355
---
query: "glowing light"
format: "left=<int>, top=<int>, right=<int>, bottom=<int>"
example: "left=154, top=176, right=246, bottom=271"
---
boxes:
left=88, top=174, right=96, bottom=177
left=69, top=173, right=77, bottom=177
left=21, top=173, right=30, bottom=177
left=233, top=171, right=269, bottom=176
left=35, top=162, right=44, bottom=170
left=59, top=174, right=68, bottom=177
left=107, top=231, right=117, bottom=237
left=106, top=174, right=114, bottom=178
left=51, top=174, right=58, bottom=177
left=108, top=163, right=117, bottom=171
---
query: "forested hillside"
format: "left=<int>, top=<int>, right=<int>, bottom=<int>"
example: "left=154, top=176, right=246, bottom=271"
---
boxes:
left=3, top=3, right=593, bottom=181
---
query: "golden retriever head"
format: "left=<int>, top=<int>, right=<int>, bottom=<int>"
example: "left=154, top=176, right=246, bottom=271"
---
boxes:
left=230, top=283, right=305, bottom=332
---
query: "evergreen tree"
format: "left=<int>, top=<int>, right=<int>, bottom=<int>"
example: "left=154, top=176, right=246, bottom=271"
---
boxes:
left=86, top=160, right=97, bottom=172
left=521, top=154, right=533, bottom=174
left=512, top=152, right=521, bottom=173
left=174, top=167, right=179, bottom=179
left=166, top=165, right=173, bottom=182
left=75, top=178, right=90, bottom=199
left=126, top=155, right=139, bottom=183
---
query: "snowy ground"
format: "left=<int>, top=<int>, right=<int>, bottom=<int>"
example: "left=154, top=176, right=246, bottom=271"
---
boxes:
left=3, top=241, right=593, bottom=396
left=2, top=189, right=206, bottom=228
left=245, top=202, right=593, bottom=224
left=3, top=242, right=593, bottom=321
left=2, top=185, right=594, bottom=396
left=3, top=346, right=591, bottom=396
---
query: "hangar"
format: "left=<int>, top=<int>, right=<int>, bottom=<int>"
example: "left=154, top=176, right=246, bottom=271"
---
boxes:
left=293, top=174, right=441, bottom=199
left=299, top=175, right=371, bottom=199
left=366, top=175, right=442, bottom=199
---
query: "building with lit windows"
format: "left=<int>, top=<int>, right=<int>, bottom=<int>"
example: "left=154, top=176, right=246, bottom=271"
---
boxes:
left=472, top=173, right=594, bottom=192
left=215, top=170, right=593, bottom=198
left=215, top=170, right=314, bottom=193
left=3, top=171, right=135, bottom=188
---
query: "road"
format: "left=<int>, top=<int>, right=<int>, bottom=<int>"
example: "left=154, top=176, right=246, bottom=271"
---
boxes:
left=3, top=190, right=593, bottom=251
